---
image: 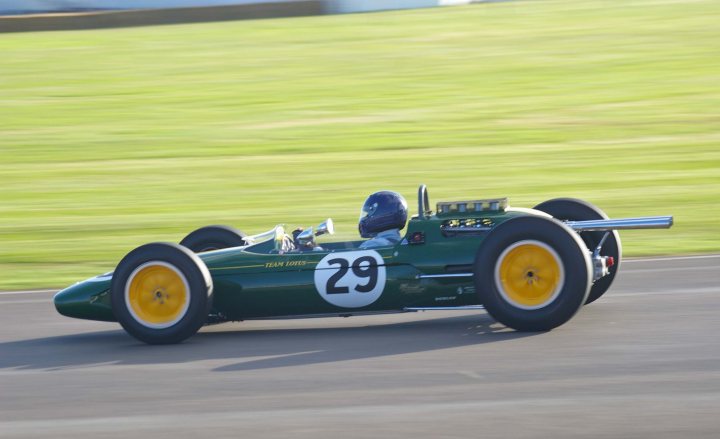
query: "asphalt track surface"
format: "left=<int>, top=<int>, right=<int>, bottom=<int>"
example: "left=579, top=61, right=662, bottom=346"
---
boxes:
left=1, top=255, right=719, bottom=438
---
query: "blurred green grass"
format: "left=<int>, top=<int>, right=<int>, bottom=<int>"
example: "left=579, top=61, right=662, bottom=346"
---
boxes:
left=1, top=0, right=719, bottom=289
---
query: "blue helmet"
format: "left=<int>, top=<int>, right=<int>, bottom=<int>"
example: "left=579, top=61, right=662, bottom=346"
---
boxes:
left=358, top=191, right=408, bottom=238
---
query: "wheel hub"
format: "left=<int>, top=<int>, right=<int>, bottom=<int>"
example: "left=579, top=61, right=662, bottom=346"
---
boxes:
left=495, top=240, right=565, bottom=310
left=125, top=262, right=190, bottom=329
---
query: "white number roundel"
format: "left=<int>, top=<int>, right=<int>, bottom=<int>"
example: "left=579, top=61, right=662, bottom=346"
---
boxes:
left=314, top=250, right=387, bottom=308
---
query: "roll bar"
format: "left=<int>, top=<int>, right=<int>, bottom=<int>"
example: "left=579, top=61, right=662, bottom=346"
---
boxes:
left=418, top=184, right=431, bottom=219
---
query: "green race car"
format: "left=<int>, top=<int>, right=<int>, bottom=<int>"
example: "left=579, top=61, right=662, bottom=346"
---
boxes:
left=54, top=185, right=673, bottom=344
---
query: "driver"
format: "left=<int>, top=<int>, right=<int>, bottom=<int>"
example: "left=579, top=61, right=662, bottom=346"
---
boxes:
left=358, top=191, right=408, bottom=249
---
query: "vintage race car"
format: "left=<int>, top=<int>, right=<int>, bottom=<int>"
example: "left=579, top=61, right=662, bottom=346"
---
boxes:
left=54, top=185, right=673, bottom=344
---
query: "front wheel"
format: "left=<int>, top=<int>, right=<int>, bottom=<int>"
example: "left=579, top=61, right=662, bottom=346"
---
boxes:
left=474, top=216, right=592, bottom=331
left=111, top=242, right=213, bottom=344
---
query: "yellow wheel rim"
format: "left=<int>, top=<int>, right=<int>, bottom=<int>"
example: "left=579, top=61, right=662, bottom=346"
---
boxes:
left=124, top=261, right=190, bottom=329
left=494, top=240, right=565, bottom=310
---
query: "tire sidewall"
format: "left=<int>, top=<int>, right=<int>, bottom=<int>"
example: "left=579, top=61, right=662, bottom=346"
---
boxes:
left=111, top=242, right=213, bottom=344
left=180, top=225, right=247, bottom=253
left=475, top=216, right=592, bottom=331
left=533, top=198, right=622, bottom=304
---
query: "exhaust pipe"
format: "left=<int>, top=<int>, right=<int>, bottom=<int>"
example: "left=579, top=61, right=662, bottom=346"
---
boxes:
left=566, top=216, right=673, bottom=231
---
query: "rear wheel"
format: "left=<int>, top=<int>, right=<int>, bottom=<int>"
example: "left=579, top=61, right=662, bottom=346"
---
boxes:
left=180, top=225, right=247, bottom=253
left=534, top=198, right=621, bottom=304
left=111, top=242, right=213, bottom=344
left=474, top=216, right=592, bottom=331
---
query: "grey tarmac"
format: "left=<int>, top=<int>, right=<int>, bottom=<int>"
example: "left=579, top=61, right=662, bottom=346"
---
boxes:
left=1, top=255, right=719, bottom=438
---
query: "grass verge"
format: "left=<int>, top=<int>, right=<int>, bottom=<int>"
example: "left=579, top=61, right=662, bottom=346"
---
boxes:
left=1, top=0, right=718, bottom=288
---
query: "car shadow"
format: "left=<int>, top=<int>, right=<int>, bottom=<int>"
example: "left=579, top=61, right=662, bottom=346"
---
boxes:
left=0, top=313, right=537, bottom=372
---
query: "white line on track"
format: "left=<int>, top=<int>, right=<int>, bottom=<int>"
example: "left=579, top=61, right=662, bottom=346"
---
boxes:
left=607, top=287, right=719, bottom=298
left=0, top=289, right=57, bottom=296
left=0, top=254, right=717, bottom=296
left=623, top=254, right=720, bottom=263
left=0, top=299, right=53, bottom=305
left=619, top=266, right=716, bottom=274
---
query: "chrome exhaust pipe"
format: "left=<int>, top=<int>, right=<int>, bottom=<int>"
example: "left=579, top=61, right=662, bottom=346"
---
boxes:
left=566, top=216, right=673, bottom=231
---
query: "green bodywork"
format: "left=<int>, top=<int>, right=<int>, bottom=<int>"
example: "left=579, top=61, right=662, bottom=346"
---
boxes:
left=54, top=208, right=530, bottom=323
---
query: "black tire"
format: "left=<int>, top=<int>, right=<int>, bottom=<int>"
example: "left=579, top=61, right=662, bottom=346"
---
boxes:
left=533, top=198, right=622, bottom=304
left=111, top=242, right=213, bottom=344
left=180, top=225, right=247, bottom=253
left=474, top=216, right=592, bottom=331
